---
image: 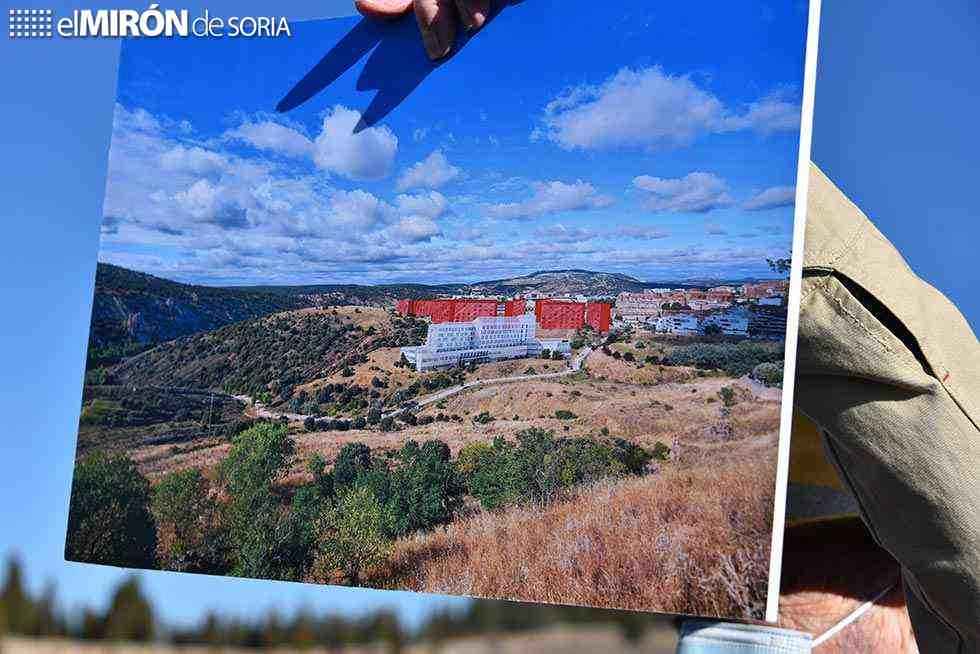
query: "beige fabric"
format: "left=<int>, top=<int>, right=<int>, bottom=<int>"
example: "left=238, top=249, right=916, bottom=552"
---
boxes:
left=794, top=163, right=980, bottom=653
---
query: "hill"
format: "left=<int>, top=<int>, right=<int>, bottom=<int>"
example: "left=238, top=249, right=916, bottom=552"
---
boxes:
left=463, top=270, right=645, bottom=297
left=109, top=307, right=423, bottom=406
left=88, top=264, right=311, bottom=366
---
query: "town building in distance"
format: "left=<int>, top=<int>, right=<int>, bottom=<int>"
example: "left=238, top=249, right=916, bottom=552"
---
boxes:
left=615, top=281, right=789, bottom=338
left=400, top=314, right=572, bottom=372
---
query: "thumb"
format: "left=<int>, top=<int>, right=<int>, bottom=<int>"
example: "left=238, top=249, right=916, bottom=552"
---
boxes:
left=355, top=0, right=414, bottom=19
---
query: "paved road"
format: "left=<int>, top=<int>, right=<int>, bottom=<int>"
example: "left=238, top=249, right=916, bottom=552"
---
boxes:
left=236, top=348, right=594, bottom=423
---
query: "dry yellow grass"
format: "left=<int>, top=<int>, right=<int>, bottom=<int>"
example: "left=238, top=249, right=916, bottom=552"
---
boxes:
left=370, top=450, right=775, bottom=619
left=129, top=369, right=781, bottom=485
left=584, top=349, right=697, bottom=385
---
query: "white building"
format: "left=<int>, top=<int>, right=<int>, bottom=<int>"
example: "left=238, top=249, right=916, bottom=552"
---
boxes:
left=401, top=315, right=570, bottom=371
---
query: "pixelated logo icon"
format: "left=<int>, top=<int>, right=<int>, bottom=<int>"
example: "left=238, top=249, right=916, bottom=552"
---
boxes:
left=8, top=8, right=53, bottom=38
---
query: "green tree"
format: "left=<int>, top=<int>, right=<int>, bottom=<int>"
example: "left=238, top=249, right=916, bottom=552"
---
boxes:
left=0, top=558, right=32, bottom=635
left=219, top=423, right=301, bottom=579
left=333, top=442, right=373, bottom=489
left=313, top=486, right=391, bottom=586
left=151, top=469, right=228, bottom=573
left=102, top=577, right=154, bottom=642
left=66, top=454, right=157, bottom=569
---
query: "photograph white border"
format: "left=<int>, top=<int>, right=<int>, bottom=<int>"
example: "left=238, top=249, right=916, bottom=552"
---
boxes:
left=764, top=0, right=823, bottom=624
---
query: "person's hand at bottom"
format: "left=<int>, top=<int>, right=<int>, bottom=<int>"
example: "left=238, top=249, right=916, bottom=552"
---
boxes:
left=355, top=0, right=492, bottom=60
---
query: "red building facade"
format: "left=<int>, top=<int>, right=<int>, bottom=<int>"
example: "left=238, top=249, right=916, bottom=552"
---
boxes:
left=399, top=297, right=612, bottom=332
left=453, top=299, right=499, bottom=322
left=585, top=302, right=612, bottom=332
left=503, top=299, right=526, bottom=317
left=536, top=300, right=587, bottom=330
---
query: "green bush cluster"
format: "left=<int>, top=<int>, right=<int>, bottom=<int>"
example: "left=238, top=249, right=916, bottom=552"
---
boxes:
left=663, top=340, right=783, bottom=377
left=67, top=423, right=655, bottom=586
left=464, top=429, right=651, bottom=510
left=750, top=362, right=784, bottom=387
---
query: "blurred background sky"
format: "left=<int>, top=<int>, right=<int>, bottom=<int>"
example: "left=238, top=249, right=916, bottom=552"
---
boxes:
left=0, top=0, right=977, bottom=632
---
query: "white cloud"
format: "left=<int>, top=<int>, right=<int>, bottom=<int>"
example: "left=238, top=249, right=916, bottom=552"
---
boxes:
left=396, top=151, right=462, bottom=191
left=160, top=145, right=229, bottom=176
left=717, top=92, right=801, bottom=135
left=312, top=105, right=398, bottom=181
left=328, top=189, right=391, bottom=229
left=486, top=180, right=614, bottom=220
left=226, top=120, right=314, bottom=158
left=394, top=191, right=449, bottom=219
left=615, top=225, right=671, bottom=240
left=534, top=223, right=597, bottom=243
left=632, top=172, right=734, bottom=213
left=390, top=215, right=441, bottom=242
left=742, top=185, right=796, bottom=211
left=539, top=66, right=801, bottom=151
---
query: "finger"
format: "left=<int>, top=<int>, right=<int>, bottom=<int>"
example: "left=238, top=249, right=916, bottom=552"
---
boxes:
left=354, top=0, right=413, bottom=20
left=453, top=0, right=490, bottom=30
left=415, top=0, right=457, bottom=60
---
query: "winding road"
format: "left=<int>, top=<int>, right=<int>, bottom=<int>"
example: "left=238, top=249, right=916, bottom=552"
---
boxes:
left=236, top=347, right=594, bottom=424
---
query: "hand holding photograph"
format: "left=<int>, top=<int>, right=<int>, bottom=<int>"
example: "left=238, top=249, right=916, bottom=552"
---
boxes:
left=68, top=0, right=815, bottom=622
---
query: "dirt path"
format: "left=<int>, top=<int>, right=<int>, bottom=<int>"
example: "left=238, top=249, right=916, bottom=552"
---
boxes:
left=235, top=348, right=594, bottom=423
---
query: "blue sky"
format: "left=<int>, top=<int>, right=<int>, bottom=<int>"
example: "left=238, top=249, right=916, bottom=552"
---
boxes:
left=99, top=0, right=807, bottom=286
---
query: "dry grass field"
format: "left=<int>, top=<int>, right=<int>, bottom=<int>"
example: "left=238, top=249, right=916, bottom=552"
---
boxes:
left=371, top=444, right=774, bottom=619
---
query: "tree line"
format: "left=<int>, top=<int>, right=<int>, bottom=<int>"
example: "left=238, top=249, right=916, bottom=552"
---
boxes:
left=0, top=556, right=673, bottom=649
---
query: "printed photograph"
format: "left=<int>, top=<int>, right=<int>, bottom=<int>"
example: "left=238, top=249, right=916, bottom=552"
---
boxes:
left=68, top=0, right=810, bottom=620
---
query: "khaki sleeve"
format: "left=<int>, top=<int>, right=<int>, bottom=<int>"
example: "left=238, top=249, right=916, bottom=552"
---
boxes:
left=795, top=164, right=980, bottom=653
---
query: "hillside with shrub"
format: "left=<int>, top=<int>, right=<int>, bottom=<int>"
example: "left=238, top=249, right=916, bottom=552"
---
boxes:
left=76, top=385, right=249, bottom=456
left=88, top=264, right=312, bottom=367
left=66, top=413, right=773, bottom=619
left=108, top=308, right=425, bottom=406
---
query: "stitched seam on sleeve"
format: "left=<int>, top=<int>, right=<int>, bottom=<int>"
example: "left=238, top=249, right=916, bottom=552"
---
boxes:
left=818, top=285, right=896, bottom=355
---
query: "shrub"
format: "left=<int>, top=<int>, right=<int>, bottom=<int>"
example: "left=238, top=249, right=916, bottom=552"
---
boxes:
left=456, top=442, right=493, bottom=479
left=333, top=442, right=373, bottom=489
left=151, top=469, right=228, bottom=573
left=313, top=486, right=390, bottom=586
left=341, top=367, right=355, bottom=378
left=467, top=430, right=643, bottom=510
left=379, top=440, right=463, bottom=537
left=303, top=416, right=316, bottom=432
left=751, top=362, right=783, bottom=387
left=664, top=341, right=783, bottom=377
left=609, top=438, right=653, bottom=474
left=66, top=454, right=157, bottom=569
left=467, top=437, right=527, bottom=510
left=719, top=386, right=737, bottom=407
left=554, top=410, right=577, bottom=420
left=652, top=441, right=671, bottom=461
left=473, top=411, right=495, bottom=424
